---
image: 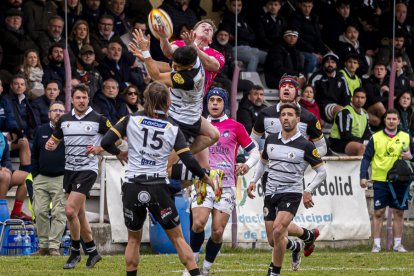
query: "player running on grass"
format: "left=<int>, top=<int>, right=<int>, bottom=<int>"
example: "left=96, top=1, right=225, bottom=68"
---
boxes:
left=101, top=81, right=215, bottom=276
left=248, top=103, right=327, bottom=275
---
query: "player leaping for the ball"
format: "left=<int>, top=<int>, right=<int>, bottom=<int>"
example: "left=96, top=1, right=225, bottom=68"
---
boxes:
left=129, top=29, right=221, bottom=187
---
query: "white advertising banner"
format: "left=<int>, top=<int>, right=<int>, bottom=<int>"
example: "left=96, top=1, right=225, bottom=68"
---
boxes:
left=105, top=158, right=370, bottom=243
left=231, top=160, right=371, bottom=242
left=105, top=159, right=150, bottom=243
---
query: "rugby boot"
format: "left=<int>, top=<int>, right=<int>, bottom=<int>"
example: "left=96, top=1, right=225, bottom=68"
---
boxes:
left=291, top=240, right=304, bottom=271
left=210, top=169, right=224, bottom=202
left=304, top=228, right=320, bottom=257
left=196, top=181, right=207, bottom=205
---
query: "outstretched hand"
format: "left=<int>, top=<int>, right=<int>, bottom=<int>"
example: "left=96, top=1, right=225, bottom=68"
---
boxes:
left=153, top=24, right=170, bottom=39
left=181, top=30, right=197, bottom=48
left=132, top=28, right=151, bottom=52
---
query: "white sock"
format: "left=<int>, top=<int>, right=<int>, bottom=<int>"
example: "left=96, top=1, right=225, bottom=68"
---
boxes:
left=374, top=238, right=381, bottom=247
left=203, top=260, right=213, bottom=270
left=394, top=237, right=402, bottom=248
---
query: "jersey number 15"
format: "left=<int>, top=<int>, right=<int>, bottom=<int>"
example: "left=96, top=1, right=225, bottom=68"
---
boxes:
left=141, top=127, right=164, bottom=150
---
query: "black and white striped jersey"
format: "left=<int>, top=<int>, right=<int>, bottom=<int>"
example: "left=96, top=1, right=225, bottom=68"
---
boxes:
left=52, top=107, right=112, bottom=173
left=262, top=131, right=323, bottom=195
left=252, top=103, right=323, bottom=141
left=110, top=111, right=190, bottom=181
left=169, top=57, right=205, bottom=124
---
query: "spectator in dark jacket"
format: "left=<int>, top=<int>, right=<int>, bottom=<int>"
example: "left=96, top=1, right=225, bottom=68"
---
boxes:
left=92, top=78, right=128, bottom=125
left=0, top=9, right=39, bottom=74
left=255, top=0, right=287, bottom=51
left=309, top=52, right=350, bottom=123
left=106, top=0, right=130, bottom=36
left=22, top=0, right=58, bottom=41
left=290, top=0, right=327, bottom=75
left=36, top=15, right=68, bottom=63
left=90, top=14, right=121, bottom=62
left=31, top=80, right=60, bottom=125
left=0, top=79, right=18, bottom=132
left=160, top=0, right=198, bottom=36
left=210, top=25, right=234, bottom=93
left=335, top=23, right=370, bottom=77
left=81, top=0, right=102, bottom=33
left=264, top=27, right=305, bottom=89
left=98, top=41, right=143, bottom=91
left=220, top=0, right=267, bottom=72
left=7, top=75, right=40, bottom=141
left=74, top=44, right=102, bottom=100
left=42, top=44, right=72, bottom=94
left=237, top=85, right=267, bottom=134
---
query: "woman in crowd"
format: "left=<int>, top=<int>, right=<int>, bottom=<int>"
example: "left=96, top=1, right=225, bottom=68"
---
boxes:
left=20, top=49, right=44, bottom=100
left=122, top=85, right=143, bottom=114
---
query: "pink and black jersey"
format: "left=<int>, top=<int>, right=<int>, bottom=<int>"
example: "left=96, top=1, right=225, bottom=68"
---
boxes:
left=208, top=115, right=255, bottom=188
left=172, top=40, right=225, bottom=93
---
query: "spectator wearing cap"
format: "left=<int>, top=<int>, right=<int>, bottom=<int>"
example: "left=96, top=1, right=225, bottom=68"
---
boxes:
left=335, top=23, right=370, bottom=77
left=264, top=27, right=305, bottom=89
left=74, top=44, right=102, bottom=100
left=0, top=9, right=39, bottom=74
left=22, top=0, right=58, bottom=42
left=290, top=0, right=327, bottom=76
left=255, top=0, right=287, bottom=51
left=220, top=0, right=267, bottom=72
left=210, top=25, right=234, bottom=93
left=237, top=85, right=267, bottom=134
left=309, top=52, right=350, bottom=123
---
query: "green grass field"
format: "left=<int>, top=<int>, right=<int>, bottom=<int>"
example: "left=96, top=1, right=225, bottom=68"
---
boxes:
left=1, top=248, right=413, bottom=275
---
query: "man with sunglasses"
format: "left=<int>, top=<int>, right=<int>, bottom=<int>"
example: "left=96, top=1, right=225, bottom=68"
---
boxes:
left=31, top=101, right=66, bottom=256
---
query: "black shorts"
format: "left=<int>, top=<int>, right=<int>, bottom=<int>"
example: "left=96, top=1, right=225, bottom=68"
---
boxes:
left=329, top=138, right=350, bottom=153
left=373, top=181, right=410, bottom=210
left=63, top=170, right=97, bottom=195
left=263, top=193, right=302, bottom=221
left=171, top=117, right=202, bottom=144
left=122, top=181, right=180, bottom=231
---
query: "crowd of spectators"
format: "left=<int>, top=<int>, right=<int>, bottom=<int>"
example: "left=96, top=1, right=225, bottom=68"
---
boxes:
left=1, top=0, right=414, bottom=222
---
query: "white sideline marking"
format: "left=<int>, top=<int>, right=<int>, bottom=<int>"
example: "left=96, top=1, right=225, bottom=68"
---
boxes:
left=168, top=266, right=412, bottom=274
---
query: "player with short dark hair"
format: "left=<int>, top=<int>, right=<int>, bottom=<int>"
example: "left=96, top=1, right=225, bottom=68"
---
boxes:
left=248, top=102, right=327, bottom=276
left=45, top=84, right=110, bottom=269
left=101, top=81, right=214, bottom=276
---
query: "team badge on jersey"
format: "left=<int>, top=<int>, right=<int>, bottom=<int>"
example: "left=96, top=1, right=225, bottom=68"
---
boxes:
left=84, top=124, right=93, bottom=132
left=173, top=72, right=185, bottom=84
left=316, top=121, right=321, bottom=130
left=138, top=191, right=151, bottom=203
left=312, top=149, right=321, bottom=158
left=288, top=152, right=296, bottom=159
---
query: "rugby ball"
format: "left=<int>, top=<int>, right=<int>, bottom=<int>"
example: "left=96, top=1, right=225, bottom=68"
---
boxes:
left=148, top=8, right=173, bottom=40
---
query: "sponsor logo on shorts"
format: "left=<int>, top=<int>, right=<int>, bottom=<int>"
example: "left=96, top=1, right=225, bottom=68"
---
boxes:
left=160, top=207, right=173, bottom=219
left=375, top=200, right=381, bottom=207
left=138, top=191, right=151, bottom=204
left=263, top=207, right=269, bottom=217
left=124, top=208, right=133, bottom=221
left=76, top=183, right=81, bottom=189
left=287, top=202, right=291, bottom=208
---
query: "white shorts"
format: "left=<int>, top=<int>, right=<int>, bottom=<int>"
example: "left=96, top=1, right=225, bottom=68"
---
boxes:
left=190, top=186, right=236, bottom=215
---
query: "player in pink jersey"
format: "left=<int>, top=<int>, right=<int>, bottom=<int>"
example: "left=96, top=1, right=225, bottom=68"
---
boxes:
left=182, top=87, right=260, bottom=276
left=155, top=19, right=225, bottom=93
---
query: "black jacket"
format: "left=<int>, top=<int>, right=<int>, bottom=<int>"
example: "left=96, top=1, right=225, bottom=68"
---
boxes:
left=92, top=91, right=129, bottom=125
left=264, top=42, right=304, bottom=88
left=31, top=95, right=52, bottom=125
left=31, top=122, right=65, bottom=178
left=290, top=11, right=326, bottom=54
left=237, top=98, right=267, bottom=134
left=7, top=93, right=40, bottom=140
left=255, top=13, right=287, bottom=50
left=220, top=10, right=256, bottom=46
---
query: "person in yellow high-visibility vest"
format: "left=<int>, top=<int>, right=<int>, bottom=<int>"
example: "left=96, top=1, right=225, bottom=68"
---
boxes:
left=360, top=109, right=412, bottom=253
